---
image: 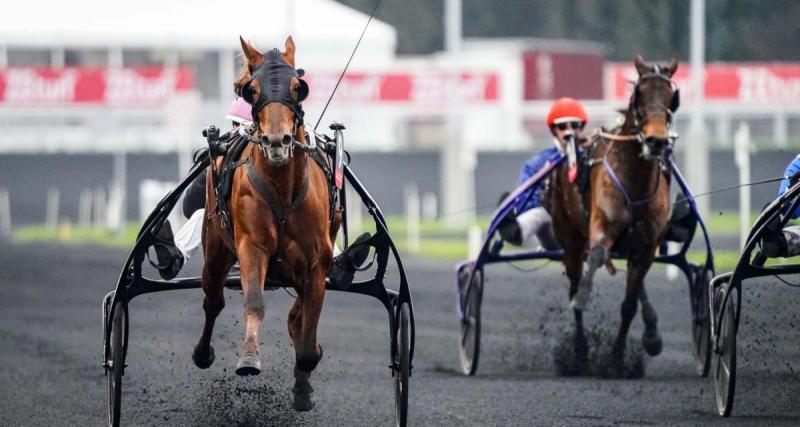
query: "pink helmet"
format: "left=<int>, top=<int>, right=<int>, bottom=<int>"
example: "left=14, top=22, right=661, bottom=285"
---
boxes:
left=225, top=97, right=253, bottom=124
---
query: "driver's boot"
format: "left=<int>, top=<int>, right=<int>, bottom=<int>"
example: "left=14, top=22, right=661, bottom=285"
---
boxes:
left=153, top=219, right=184, bottom=280
left=327, top=232, right=372, bottom=290
left=761, top=216, right=788, bottom=258
left=497, top=211, right=523, bottom=246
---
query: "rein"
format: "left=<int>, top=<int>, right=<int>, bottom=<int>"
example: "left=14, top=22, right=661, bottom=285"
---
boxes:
left=589, top=131, right=670, bottom=210
left=585, top=66, right=679, bottom=209
left=594, top=129, right=641, bottom=142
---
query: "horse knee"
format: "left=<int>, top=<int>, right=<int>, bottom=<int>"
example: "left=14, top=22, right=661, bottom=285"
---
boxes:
left=296, top=346, right=323, bottom=373
left=587, top=245, right=606, bottom=269
left=244, top=290, right=265, bottom=319
left=620, top=299, right=638, bottom=321
left=203, top=291, right=225, bottom=308
left=203, top=294, right=225, bottom=316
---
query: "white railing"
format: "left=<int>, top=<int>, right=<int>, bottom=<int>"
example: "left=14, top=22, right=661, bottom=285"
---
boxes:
left=0, top=100, right=799, bottom=153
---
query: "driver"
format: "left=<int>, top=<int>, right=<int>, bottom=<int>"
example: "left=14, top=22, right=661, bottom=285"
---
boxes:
left=498, top=97, right=589, bottom=250
left=153, top=97, right=370, bottom=289
left=761, top=154, right=800, bottom=258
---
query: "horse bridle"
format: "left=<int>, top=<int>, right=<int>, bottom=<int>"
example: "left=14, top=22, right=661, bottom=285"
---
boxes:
left=237, top=48, right=310, bottom=159
left=629, top=66, right=681, bottom=159
left=590, top=66, right=680, bottom=208
left=598, top=70, right=680, bottom=161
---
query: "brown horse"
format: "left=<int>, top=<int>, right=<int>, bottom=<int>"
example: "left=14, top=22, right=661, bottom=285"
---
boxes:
left=192, top=36, right=339, bottom=411
left=547, top=56, right=679, bottom=373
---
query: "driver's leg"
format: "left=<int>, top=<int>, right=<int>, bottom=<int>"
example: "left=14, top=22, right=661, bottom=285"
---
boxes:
left=517, top=207, right=560, bottom=250
left=154, top=219, right=184, bottom=280
left=327, top=232, right=371, bottom=290
left=782, top=226, right=800, bottom=257
left=154, top=172, right=206, bottom=280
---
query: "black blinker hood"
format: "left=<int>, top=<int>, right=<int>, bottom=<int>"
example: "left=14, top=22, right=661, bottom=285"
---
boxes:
left=249, top=49, right=306, bottom=125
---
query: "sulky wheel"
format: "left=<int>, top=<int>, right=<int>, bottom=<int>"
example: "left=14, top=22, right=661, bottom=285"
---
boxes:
left=714, top=285, right=738, bottom=417
left=691, top=266, right=713, bottom=377
left=106, top=302, right=127, bottom=427
left=458, top=267, right=483, bottom=376
left=394, top=302, right=411, bottom=427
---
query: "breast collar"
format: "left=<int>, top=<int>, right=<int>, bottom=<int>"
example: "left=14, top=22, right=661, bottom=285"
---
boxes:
left=249, top=49, right=305, bottom=126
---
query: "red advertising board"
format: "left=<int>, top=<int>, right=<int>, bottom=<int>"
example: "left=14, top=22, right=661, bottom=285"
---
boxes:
left=0, top=67, right=497, bottom=106
left=303, top=72, right=499, bottom=104
left=606, top=63, right=800, bottom=103
left=523, top=52, right=605, bottom=100
left=0, top=67, right=195, bottom=107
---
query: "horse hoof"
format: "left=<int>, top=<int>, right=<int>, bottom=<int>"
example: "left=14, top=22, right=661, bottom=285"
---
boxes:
left=642, top=331, right=663, bottom=356
left=192, top=345, right=215, bottom=369
left=292, top=391, right=315, bottom=411
left=235, top=354, right=261, bottom=376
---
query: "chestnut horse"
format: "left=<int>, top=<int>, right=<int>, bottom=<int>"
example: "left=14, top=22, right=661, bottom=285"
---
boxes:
left=547, top=56, right=680, bottom=373
left=192, top=36, right=339, bottom=411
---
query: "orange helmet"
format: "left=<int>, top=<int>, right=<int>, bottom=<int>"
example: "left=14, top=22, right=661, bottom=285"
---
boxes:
left=546, top=97, right=588, bottom=128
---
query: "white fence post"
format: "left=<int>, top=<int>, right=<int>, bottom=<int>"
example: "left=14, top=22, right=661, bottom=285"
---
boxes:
left=93, top=187, right=107, bottom=229
left=735, top=123, right=752, bottom=250
left=0, top=188, right=11, bottom=237
left=139, top=179, right=180, bottom=229
left=345, top=186, right=363, bottom=235
left=467, top=225, right=482, bottom=260
left=106, top=184, right=122, bottom=234
left=46, top=187, right=59, bottom=230
left=422, top=191, right=438, bottom=220
left=405, top=184, right=420, bottom=254
left=78, top=189, right=92, bottom=227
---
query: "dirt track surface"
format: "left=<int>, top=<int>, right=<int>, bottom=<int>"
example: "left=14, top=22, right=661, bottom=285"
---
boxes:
left=2, top=241, right=800, bottom=426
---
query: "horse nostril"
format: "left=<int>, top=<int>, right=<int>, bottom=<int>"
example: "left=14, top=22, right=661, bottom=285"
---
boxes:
left=282, top=134, right=292, bottom=146
left=645, top=136, right=668, bottom=145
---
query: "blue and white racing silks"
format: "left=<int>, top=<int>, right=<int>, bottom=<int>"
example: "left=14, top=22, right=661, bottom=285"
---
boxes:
left=515, top=146, right=560, bottom=213
left=778, top=153, right=800, bottom=219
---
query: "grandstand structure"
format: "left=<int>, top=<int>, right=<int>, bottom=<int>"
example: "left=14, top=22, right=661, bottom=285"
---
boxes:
left=1, top=0, right=800, bottom=226
left=1, top=0, right=799, bottom=155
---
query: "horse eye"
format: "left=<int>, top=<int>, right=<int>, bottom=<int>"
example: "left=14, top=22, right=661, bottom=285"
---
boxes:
left=240, top=82, right=256, bottom=103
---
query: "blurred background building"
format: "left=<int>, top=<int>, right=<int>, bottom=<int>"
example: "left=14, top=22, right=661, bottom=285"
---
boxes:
left=1, top=0, right=800, bottom=228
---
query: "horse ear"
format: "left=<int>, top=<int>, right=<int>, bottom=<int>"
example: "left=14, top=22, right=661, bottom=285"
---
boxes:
left=666, top=58, right=679, bottom=77
left=634, top=55, right=650, bottom=76
left=239, top=36, right=263, bottom=67
left=284, top=35, right=296, bottom=66
left=296, top=79, right=309, bottom=102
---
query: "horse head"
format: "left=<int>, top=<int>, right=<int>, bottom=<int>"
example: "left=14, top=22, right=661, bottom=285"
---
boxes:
left=627, top=55, right=680, bottom=159
left=236, top=36, right=309, bottom=166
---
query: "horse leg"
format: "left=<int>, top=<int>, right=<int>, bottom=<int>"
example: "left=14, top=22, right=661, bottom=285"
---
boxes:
left=193, top=230, right=236, bottom=369
left=289, top=265, right=327, bottom=411
left=613, top=249, right=655, bottom=366
left=235, top=243, right=270, bottom=376
left=574, top=208, right=625, bottom=311
left=571, top=241, right=608, bottom=311
left=639, top=286, right=662, bottom=356
left=563, top=240, right=589, bottom=368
